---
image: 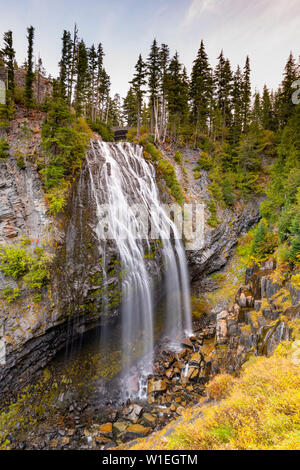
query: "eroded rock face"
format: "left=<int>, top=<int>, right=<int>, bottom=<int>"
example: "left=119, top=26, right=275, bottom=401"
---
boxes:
left=207, top=260, right=300, bottom=376
left=188, top=200, right=261, bottom=290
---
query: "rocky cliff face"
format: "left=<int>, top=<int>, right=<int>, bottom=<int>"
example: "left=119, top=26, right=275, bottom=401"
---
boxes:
left=187, top=199, right=261, bottom=289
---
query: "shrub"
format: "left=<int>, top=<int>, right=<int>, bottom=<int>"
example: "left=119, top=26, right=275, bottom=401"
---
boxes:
left=46, top=191, right=67, bottom=215
left=23, top=248, right=51, bottom=290
left=197, top=152, right=213, bottom=171
left=206, top=374, right=236, bottom=400
left=0, top=242, right=52, bottom=295
left=2, top=286, right=21, bottom=303
left=0, top=138, right=9, bottom=161
left=143, top=142, right=185, bottom=205
left=174, top=151, right=182, bottom=164
left=222, top=176, right=235, bottom=207
left=207, top=200, right=220, bottom=227
left=0, top=245, right=31, bottom=280
left=87, top=118, right=113, bottom=142
left=251, top=219, right=278, bottom=261
left=15, top=149, right=26, bottom=170
left=157, top=160, right=185, bottom=205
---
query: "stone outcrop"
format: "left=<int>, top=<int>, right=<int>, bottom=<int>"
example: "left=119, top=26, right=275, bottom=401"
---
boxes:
left=187, top=200, right=261, bottom=289
left=207, top=259, right=300, bottom=376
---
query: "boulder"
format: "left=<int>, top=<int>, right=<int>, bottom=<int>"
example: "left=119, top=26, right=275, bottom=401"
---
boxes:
left=113, top=421, right=128, bottom=434
left=189, top=352, right=201, bottom=365
left=216, top=310, right=228, bottom=345
left=147, top=378, right=168, bottom=394
left=120, top=424, right=151, bottom=442
left=181, top=337, right=193, bottom=349
left=122, top=404, right=143, bottom=423
left=143, top=413, right=156, bottom=426
left=99, top=423, right=113, bottom=438
left=239, top=292, right=247, bottom=308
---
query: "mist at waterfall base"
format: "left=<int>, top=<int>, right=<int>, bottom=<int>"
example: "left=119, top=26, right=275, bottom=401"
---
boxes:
left=69, top=142, right=193, bottom=401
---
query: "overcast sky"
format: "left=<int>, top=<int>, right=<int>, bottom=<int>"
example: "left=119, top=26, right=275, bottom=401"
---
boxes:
left=0, top=0, right=299, bottom=98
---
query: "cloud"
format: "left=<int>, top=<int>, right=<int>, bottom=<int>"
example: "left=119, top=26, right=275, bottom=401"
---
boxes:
left=182, top=0, right=217, bottom=27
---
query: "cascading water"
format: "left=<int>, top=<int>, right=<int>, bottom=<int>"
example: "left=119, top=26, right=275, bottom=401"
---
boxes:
left=87, top=141, right=192, bottom=397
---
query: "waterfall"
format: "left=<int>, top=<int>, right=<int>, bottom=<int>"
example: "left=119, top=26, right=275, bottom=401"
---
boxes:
left=87, top=141, right=192, bottom=397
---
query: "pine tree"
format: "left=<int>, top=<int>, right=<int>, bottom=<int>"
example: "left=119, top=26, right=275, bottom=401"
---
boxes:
left=214, top=50, right=226, bottom=109
left=35, top=56, right=46, bottom=106
left=242, top=55, right=251, bottom=131
left=25, top=26, right=35, bottom=108
left=261, top=85, right=274, bottom=130
left=130, top=54, right=147, bottom=138
left=109, top=93, right=123, bottom=127
left=2, top=30, right=15, bottom=103
left=214, top=51, right=233, bottom=140
left=88, top=44, right=98, bottom=121
left=159, top=43, right=170, bottom=139
left=279, top=52, right=298, bottom=127
left=68, top=23, right=78, bottom=106
left=166, top=52, right=189, bottom=139
left=123, top=87, right=138, bottom=127
left=96, top=43, right=110, bottom=120
left=147, top=39, right=160, bottom=137
left=75, top=40, right=89, bottom=116
left=190, top=40, right=213, bottom=135
left=98, top=68, right=111, bottom=122
left=59, top=30, right=72, bottom=101
left=231, top=65, right=243, bottom=144
left=251, top=91, right=262, bottom=128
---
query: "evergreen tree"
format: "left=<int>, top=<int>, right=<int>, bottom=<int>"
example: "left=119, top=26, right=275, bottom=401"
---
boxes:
left=2, top=30, right=15, bottom=103
left=98, top=68, right=111, bottom=122
left=279, top=52, right=298, bottom=127
left=214, top=51, right=233, bottom=140
left=25, top=26, right=35, bottom=108
left=88, top=44, right=98, bottom=120
left=147, top=39, right=160, bottom=137
left=166, top=52, right=189, bottom=139
left=75, top=40, right=89, bottom=116
left=123, top=87, right=138, bottom=127
left=251, top=91, right=262, bottom=128
left=241, top=55, right=251, bottom=131
left=159, top=43, right=170, bottom=139
left=231, top=65, right=243, bottom=143
left=190, top=40, right=213, bottom=135
left=35, top=56, right=46, bottom=106
left=109, top=93, right=123, bottom=127
left=68, top=23, right=78, bottom=105
left=59, top=30, right=72, bottom=101
left=130, top=54, right=147, bottom=138
left=261, top=85, right=274, bottom=130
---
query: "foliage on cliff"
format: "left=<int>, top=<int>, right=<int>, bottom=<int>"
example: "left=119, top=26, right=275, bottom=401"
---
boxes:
left=127, top=129, right=185, bottom=205
left=40, top=97, right=92, bottom=214
left=0, top=238, right=52, bottom=301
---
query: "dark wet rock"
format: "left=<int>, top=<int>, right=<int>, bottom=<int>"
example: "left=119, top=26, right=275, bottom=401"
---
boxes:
left=107, top=410, right=118, bottom=422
